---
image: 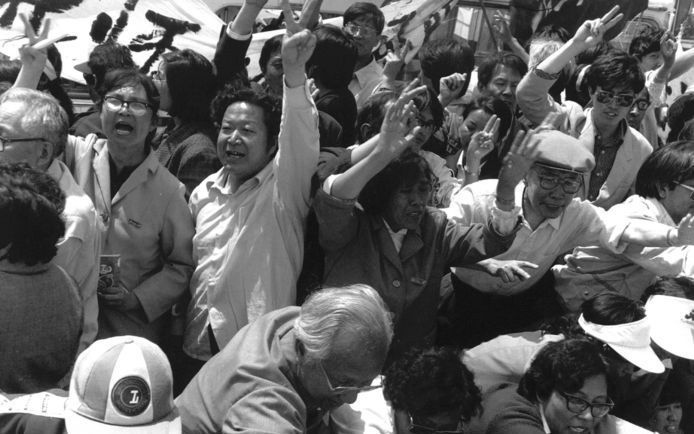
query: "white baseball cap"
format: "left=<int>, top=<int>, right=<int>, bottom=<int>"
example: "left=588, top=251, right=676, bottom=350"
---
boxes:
left=65, top=336, right=181, bottom=434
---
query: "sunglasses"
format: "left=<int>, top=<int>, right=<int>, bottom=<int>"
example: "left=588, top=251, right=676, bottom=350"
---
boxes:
left=558, top=391, right=614, bottom=418
left=595, top=90, right=635, bottom=108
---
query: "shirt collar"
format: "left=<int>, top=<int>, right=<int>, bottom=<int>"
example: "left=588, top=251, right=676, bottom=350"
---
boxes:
left=517, top=181, right=563, bottom=231
left=538, top=403, right=552, bottom=434
left=210, top=159, right=273, bottom=195
left=353, top=57, right=382, bottom=87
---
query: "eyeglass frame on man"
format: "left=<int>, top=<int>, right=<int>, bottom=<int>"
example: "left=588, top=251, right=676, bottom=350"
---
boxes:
left=0, top=136, right=49, bottom=152
left=343, top=22, right=378, bottom=38
left=532, top=163, right=583, bottom=194
left=675, top=182, right=694, bottom=200
left=594, top=89, right=636, bottom=108
left=558, top=390, right=614, bottom=418
left=103, top=96, right=152, bottom=116
left=408, top=412, right=466, bottom=434
left=317, top=360, right=382, bottom=395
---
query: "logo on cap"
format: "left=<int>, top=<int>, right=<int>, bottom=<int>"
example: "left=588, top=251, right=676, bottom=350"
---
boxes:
left=111, top=376, right=151, bottom=416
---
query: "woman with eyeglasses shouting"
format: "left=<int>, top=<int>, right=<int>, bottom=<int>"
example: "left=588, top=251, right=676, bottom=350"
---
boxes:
left=485, top=338, right=614, bottom=434
left=63, top=68, right=195, bottom=346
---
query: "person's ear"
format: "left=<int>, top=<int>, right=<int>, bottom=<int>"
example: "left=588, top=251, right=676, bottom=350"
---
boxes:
left=359, top=123, right=373, bottom=142
left=37, top=142, right=54, bottom=169
left=656, top=182, right=670, bottom=200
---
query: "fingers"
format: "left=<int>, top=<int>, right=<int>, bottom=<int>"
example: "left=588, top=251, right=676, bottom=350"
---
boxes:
left=600, top=5, right=621, bottom=25
left=19, top=13, right=37, bottom=43
left=508, top=130, right=527, bottom=155
left=491, top=117, right=501, bottom=139
left=602, top=12, right=624, bottom=32
left=282, top=0, right=302, bottom=35
left=483, top=114, right=497, bottom=133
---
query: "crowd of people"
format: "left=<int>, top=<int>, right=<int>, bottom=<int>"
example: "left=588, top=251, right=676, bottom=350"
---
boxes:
left=2, top=1, right=694, bottom=433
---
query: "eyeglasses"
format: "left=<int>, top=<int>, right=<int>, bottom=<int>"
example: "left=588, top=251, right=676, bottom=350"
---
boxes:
left=318, top=361, right=382, bottom=395
left=408, top=413, right=466, bottom=434
left=343, top=22, right=378, bottom=37
left=558, top=391, right=614, bottom=418
left=675, top=182, right=694, bottom=200
left=149, top=70, right=165, bottom=81
left=633, top=99, right=650, bottom=111
left=103, top=96, right=152, bottom=116
left=595, top=90, right=635, bottom=108
left=533, top=164, right=583, bottom=194
left=0, top=136, right=48, bottom=152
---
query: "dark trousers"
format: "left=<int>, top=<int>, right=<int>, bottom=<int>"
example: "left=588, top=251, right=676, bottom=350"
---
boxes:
left=437, top=271, right=564, bottom=349
left=169, top=324, right=220, bottom=397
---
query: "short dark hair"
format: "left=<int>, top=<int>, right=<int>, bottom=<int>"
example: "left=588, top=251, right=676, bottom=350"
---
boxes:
left=518, top=339, right=608, bottom=403
left=87, top=42, right=135, bottom=88
left=477, top=51, right=527, bottom=89
left=585, top=51, right=644, bottom=94
left=642, top=276, right=694, bottom=301
left=0, top=162, right=65, bottom=265
left=635, top=141, right=694, bottom=199
left=360, top=150, right=434, bottom=215
left=419, top=39, right=475, bottom=94
left=343, top=2, right=385, bottom=34
left=97, top=68, right=160, bottom=114
left=532, top=24, right=570, bottom=43
left=667, top=94, right=694, bottom=142
left=160, top=49, right=215, bottom=123
left=357, top=91, right=398, bottom=142
left=307, top=25, right=358, bottom=89
left=356, top=87, right=444, bottom=143
left=628, top=27, right=665, bottom=61
left=581, top=293, right=646, bottom=325
left=383, top=347, right=482, bottom=420
left=462, top=95, right=513, bottom=139
left=259, top=34, right=283, bottom=75
left=210, top=85, right=282, bottom=150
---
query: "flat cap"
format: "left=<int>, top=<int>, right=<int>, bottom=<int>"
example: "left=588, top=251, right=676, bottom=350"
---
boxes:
left=533, top=129, right=595, bottom=173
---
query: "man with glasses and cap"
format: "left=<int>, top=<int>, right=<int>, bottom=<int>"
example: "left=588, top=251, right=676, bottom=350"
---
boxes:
left=175, top=285, right=393, bottom=434
left=441, top=127, right=694, bottom=349
left=554, top=141, right=694, bottom=311
left=516, top=6, right=653, bottom=211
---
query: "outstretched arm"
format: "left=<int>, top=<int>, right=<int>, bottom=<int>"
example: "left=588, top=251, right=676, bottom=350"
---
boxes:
left=14, top=13, right=50, bottom=89
left=328, top=85, right=425, bottom=200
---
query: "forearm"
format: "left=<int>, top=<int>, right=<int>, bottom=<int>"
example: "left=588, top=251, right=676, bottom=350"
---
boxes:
left=230, top=3, right=263, bottom=35
left=536, top=39, right=584, bottom=74
left=329, top=148, right=392, bottom=200
left=621, top=219, right=674, bottom=248
left=349, top=134, right=380, bottom=164
left=669, top=48, right=694, bottom=80
left=507, top=38, right=529, bottom=65
left=14, top=60, right=43, bottom=89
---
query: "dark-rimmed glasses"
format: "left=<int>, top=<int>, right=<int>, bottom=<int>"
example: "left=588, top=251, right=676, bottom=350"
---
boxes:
left=533, top=164, right=583, bottom=194
left=408, top=413, right=466, bottom=434
left=103, top=96, right=152, bottom=116
left=318, top=361, right=382, bottom=394
left=0, top=136, right=48, bottom=152
left=595, top=90, right=635, bottom=108
left=632, top=99, right=650, bottom=111
left=675, top=182, right=694, bottom=200
left=558, top=391, right=614, bottom=418
left=343, top=22, right=378, bottom=38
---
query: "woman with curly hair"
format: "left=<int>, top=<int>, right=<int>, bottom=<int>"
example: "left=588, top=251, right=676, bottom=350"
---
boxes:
left=0, top=162, right=81, bottom=393
left=384, top=347, right=482, bottom=434
left=485, top=339, right=612, bottom=434
left=330, top=347, right=482, bottom=434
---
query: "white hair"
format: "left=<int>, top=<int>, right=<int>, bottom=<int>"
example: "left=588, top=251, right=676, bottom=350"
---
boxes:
left=294, top=284, right=393, bottom=361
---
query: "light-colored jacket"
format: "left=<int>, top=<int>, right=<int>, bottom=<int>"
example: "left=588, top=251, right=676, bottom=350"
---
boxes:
left=517, top=70, right=653, bottom=209
left=65, top=135, right=195, bottom=345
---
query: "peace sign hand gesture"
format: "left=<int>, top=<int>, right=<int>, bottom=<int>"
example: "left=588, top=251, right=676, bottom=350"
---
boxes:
left=281, top=0, right=316, bottom=88
left=572, top=6, right=623, bottom=50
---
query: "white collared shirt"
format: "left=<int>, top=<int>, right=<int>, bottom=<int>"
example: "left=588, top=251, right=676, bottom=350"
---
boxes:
left=183, top=81, right=320, bottom=361
left=349, top=57, right=384, bottom=110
